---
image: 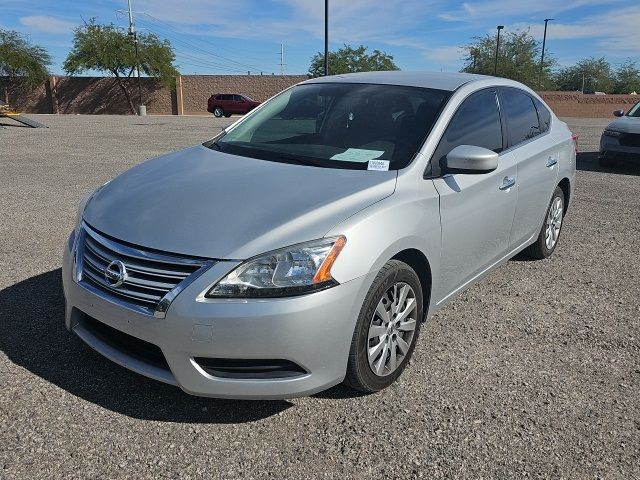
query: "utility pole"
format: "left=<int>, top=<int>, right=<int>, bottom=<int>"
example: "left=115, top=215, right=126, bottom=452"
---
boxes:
left=493, top=25, right=504, bottom=76
left=539, top=18, right=553, bottom=87
left=127, top=0, right=145, bottom=115
left=280, top=43, right=285, bottom=75
left=324, top=0, right=329, bottom=76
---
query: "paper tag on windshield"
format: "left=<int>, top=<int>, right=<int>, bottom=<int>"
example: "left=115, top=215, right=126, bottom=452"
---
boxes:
left=331, top=148, right=384, bottom=162
left=367, top=159, right=390, bottom=171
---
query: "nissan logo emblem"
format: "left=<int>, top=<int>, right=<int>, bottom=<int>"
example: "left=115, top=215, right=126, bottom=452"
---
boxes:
left=105, top=260, right=127, bottom=288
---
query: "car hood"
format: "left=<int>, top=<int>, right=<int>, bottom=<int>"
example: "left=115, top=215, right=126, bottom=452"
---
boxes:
left=83, top=145, right=397, bottom=259
left=606, top=116, right=640, bottom=134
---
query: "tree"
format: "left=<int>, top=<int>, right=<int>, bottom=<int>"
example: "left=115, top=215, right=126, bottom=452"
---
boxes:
left=461, top=30, right=556, bottom=89
left=0, top=29, right=52, bottom=104
left=554, top=57, right=614, bottom=93
left=613, top=60, right=640, bottom=94
left=63, top=20, right=179, bottom=114
left=309, top=44, right=399, bottom=77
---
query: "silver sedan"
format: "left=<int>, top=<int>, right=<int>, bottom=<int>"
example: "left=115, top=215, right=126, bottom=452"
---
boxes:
left=62, top=72, right=576, bottom=399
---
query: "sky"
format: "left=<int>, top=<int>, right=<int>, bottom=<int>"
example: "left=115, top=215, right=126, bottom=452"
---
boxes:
left=1, top=0, right=639, bottom=76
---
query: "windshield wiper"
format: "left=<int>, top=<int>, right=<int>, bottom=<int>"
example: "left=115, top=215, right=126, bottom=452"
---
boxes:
left=276, top=154, right=322, bottom=167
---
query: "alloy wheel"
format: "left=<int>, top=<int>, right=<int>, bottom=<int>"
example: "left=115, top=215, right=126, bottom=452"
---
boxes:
left=545, top=196, right=563, bottom=250
left=367, top=282, right=418, bottom=377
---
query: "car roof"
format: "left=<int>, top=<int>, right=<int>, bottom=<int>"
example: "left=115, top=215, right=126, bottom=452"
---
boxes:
left=301, top=71, right=491, bottom=92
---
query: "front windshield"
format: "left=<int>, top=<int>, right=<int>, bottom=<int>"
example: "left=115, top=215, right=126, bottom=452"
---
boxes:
left=626, top=101, right=640, bottom=117
left=211, top=83, right=451, bottom=170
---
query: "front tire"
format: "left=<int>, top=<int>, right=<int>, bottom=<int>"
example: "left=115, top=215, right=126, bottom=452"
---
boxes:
left=224, top=113, right=232, bottom=118
left=213, top=107, right=224, bottom=118
left=344, top=260, right=423, bottom=393
left=523, top=186, right=565, bottom=260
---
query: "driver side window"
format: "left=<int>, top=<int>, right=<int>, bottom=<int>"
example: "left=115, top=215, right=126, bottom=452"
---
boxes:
left=430, top=89, right=503, bottom=176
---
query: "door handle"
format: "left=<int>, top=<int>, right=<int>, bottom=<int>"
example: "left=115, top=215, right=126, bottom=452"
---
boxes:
left=499, top=176, right=516, bottom=191
left=546, top=156, right=558, bottom=168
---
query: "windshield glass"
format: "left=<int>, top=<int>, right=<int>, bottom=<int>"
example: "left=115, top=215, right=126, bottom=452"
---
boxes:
left=626, top=101, right=640, bottom=117
left=211, top=83, right=451, bottom=170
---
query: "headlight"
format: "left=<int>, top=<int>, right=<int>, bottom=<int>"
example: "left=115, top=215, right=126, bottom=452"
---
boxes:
left=603, top=129, right=622, bottom=138
left=205, top=236, right=346, bottom=298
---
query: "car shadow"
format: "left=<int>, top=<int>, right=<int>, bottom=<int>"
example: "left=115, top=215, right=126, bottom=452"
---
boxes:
left=313, top=383, right=370, bottom=400
left=577, top=151, right=640, bottom=176
left=0, top=269, right=292, bottom=423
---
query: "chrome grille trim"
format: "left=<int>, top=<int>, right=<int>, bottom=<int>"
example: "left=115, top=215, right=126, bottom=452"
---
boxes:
left=74, top=222, right=215, bottom=318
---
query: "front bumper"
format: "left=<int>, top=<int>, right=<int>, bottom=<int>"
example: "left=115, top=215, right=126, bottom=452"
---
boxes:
left=599, top=135, right=640, bottom=159
left=62, top=233, right=373, bottom=399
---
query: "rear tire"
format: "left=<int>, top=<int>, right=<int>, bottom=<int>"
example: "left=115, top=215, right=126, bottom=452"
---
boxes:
left=343, top=260, right=423, bottom=393
left=213, top=107, right=224, bottom=118
left=224, top=113, right=232, bottom=118
left=523, top=186, right=565, bottom=260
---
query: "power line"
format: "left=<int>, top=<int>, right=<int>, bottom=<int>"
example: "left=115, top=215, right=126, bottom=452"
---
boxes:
left=140, top=22, right=266, bottom=73
left=136, top=14, right=272, bottom=73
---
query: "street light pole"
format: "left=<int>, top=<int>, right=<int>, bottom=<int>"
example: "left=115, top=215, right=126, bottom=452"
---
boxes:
left=539, top=18, right=554, bottom=86
left=127, top=0, right=144, bottom=115
left=324, top=0, right=329, bottom=76
left=494, top=25, right=504, bottom=76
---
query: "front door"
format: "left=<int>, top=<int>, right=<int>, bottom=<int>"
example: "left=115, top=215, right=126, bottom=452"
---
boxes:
left=429, top=88, right=517, bottom=304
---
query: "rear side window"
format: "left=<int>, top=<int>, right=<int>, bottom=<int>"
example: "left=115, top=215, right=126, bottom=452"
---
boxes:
left=215, top=95, right=222, bottom=100
left=501, top=88, right=542, bottom=146
left=430, top=89, right=503, bottom=173
left=533, top=97, right=551, bottom=133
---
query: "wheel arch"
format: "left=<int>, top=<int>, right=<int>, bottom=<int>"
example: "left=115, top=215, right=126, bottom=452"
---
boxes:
left=391, top=248, right=432, bottom=321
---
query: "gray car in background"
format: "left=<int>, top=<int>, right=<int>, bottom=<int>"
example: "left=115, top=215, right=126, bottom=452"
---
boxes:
left=599, top=101, right=640, bottom=165
left=62, top=71, right=576, bottom=399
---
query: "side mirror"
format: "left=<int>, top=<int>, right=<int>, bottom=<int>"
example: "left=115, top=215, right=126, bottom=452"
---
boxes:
left=613, top=109, right=624, bottom=117
left=444, top=145, right=499, bottom=174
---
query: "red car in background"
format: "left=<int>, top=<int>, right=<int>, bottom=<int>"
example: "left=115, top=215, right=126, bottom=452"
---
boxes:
left=207, top=93, right=260, bottom=117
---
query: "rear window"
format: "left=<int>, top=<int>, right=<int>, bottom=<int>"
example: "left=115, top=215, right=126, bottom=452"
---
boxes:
left=533, top=97, right=551, bottom=133
left=500, top=88, right=542, bottom=146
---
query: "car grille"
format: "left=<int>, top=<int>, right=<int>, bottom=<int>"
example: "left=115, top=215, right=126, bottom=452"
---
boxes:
left=619, top=133, right=640, bottom=148
left=77, top=223, right=213, bottom=317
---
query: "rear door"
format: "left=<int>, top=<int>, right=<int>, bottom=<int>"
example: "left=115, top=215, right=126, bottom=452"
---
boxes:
left=431, top=88, right=518, bottom=304
left=498, top=88, right=559, bottom=247
left=221, top=94, right=234, bottom=112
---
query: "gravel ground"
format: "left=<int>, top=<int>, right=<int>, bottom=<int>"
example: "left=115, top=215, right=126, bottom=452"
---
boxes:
left=1, top=114, right=639, bottom=479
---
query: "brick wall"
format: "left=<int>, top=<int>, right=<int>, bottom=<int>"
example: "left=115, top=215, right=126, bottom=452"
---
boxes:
left=1, top=76, right=176, bottom=114
left=3, top=75, right=638, bottom=117
left=180, top=75, right=308, bottom=115
left=539, top=92, right=639, bottom=117
left=1, top=75, right=307, bottom=115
